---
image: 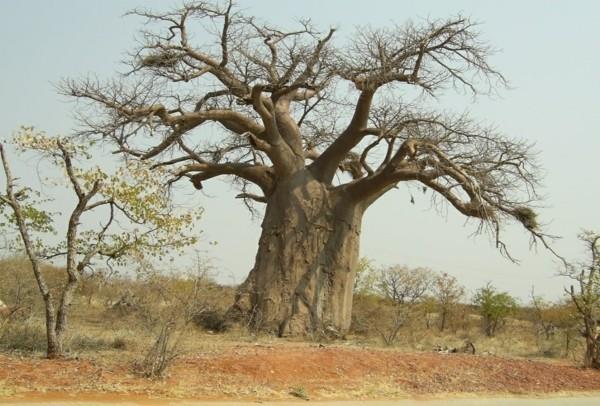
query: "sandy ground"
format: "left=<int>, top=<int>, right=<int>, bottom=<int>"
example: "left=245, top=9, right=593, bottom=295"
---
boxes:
left=3, top=396, right=600, bottom=406
left=1, top=343, right=600, bottom=402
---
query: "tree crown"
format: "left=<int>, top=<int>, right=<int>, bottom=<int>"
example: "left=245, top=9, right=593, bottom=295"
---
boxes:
left=61, top=1, right=556, bottom=259
left=1, top=127, right=200, bottom=268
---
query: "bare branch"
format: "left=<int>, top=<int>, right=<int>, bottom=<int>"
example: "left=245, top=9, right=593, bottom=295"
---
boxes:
left=63, top=3, right=553, bottom=261
left=235, top=192, right=267, bottom=203
left=173, top=161, right=274, bottom=195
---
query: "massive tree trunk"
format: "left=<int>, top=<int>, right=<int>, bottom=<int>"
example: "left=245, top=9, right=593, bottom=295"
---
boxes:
left=233, top=169, right=364, bottom=336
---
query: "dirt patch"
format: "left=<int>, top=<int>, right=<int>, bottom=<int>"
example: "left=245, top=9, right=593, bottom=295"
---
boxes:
left=1, top=343, right=600, bottom=401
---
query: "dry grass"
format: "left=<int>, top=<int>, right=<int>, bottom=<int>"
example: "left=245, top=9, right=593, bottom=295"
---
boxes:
left=0, top=256, right=594, bottom=401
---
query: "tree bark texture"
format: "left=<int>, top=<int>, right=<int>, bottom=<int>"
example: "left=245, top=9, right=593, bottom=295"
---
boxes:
left=233, top=170, right=364, bottom=336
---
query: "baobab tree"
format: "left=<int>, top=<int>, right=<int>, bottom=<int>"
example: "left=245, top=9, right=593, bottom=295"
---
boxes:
left=62, top=1, right=553, bottom=336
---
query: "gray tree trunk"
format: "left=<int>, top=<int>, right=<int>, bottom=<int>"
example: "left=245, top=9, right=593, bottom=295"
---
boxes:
left=233, top=170, right=364, bottom=336
left=582, top=321, right=600, bottom=369
left=45, top=307, right=61, bottom=359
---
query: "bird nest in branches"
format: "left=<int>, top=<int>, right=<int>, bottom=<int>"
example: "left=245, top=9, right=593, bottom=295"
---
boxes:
left=512, top=206, right=538, bottom=230
left=141, top=51, right=181, bottom=68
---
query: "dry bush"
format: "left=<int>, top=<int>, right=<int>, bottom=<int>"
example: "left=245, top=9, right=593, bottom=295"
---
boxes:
left=192, top=310, right=231, bottom=333
left=0, top=256, right=65, bottom=316
left=133, top=322, right=178, bottom=378
left=352, top=294, right=432, bottom=347
left=525, top=294, right=581, bottom=358
left=125, top=256, right=223, bottom=378
left=0, top=252, right=238, bottom=362
left=431, top=273, right=465, bottom=332
left=0, top=320, right=47, bottom=353
left=377, top=265, right=434, bottom=305
left=69, top=334, right=131, bottom=352
left=0, top=257, right=65, bottom=351
left=352, top=267, right=472, bottom=347
left=564, top=231, right=600, bottom=368
left=349, top=286, right=569, bottom=360
left=0, top=250, right=587, bottom=365
left=351, top=293, right=391, bottom=336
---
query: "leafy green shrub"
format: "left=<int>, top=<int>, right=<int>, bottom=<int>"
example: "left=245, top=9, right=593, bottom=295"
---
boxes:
left=473, top=283, right=518, bottom=337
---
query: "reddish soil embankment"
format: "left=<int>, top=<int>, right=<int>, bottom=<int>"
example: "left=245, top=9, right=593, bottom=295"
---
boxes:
left=1, top=344, right=600, bottom=401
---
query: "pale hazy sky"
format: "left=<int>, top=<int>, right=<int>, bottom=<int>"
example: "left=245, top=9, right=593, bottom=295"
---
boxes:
left=1, top=1, right=599, bottom=301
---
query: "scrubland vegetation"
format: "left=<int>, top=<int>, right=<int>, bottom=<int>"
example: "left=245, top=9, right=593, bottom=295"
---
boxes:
left=0, top=255, right=590, bottom=372
left=1, top=236, right=599, bottom=400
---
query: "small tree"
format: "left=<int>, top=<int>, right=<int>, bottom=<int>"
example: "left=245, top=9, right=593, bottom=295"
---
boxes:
left=530, top=289, right=558, bottom=340
left=0, top=129, right=200, bottom=358
left=473, top=283, right=517, bottom=337
left=565, top=231, right=600, bottom=368
left=431, top=272, right=464, bottom=332
left=353, top=257, right=377, bottom=295
left=377, top=265, right=434, bottom=305
left=364, top=265, right=430, bottom=345
left=132, top=254, right=212, bottom=378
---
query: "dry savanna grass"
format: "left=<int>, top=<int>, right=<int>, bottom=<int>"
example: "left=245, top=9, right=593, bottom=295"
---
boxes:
left=0, top=256, right=597, bottom=401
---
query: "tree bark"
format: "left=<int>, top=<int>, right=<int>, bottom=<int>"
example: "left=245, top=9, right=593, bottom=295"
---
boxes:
left=232, top=169, right=364, bottom=336
left=439, top=310, right=447, bottom=332
left=44, top=303, right=61, bottom=359
left=582, top=321, right=600, bottom=369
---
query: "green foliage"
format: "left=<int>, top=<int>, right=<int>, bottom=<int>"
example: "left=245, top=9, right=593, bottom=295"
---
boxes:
left=473, top=283, right=518, bottom=337
left=4, top=127, right=201, bottom=264
left=1, top=127, right=203, bottom=358
left=0, top=185, right=56, bottom=251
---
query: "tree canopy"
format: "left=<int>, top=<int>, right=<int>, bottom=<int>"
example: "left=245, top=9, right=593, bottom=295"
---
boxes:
left=61, top=1, right=553, bottom=258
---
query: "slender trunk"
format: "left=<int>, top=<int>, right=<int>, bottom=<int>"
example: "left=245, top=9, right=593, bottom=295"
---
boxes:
left=43, top=297, right=61, bottom=358
left=54, top=275, right=79, bottom=353
left=41, top=281, right=74, bottom=359
left=232, top=170, right=364, bottom=336
left=51, top=185, right=87, bottom=357
left=439, top=309, right=447, bottom=332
